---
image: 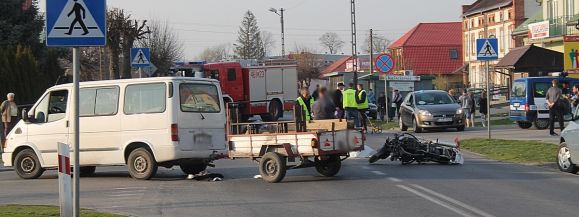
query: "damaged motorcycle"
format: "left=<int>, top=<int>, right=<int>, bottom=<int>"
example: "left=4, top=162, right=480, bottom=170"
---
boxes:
left=369, top=133, right=464, bottom=165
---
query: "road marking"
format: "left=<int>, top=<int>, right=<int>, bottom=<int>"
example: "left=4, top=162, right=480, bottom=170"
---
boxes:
left=411, top=184, right=495, bottom=217
left=362, top=166, right=372, bottom=170
left=110, top=193, right=143, bottom=197
left=113, top=187, right=146, bottom=190
left=397, top=185, right=474, bottom=217
left=371, top=171, right=386, bottom=175
left=388, top=177, right=402, bottom=182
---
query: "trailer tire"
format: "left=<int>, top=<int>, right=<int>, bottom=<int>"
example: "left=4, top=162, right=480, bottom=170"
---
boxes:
left=315, top=156, right=341, bottom=177
left=534, top=119, right=549, bottom=130
left=259, top=152, right=286, bottom=183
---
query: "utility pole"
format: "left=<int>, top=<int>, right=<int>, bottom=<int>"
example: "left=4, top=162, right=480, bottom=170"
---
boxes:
left=350, top=0, right=358, bottom=87
left=269, top=8, right=285, bottom=58
left=369, top=29, right=374, bottom=89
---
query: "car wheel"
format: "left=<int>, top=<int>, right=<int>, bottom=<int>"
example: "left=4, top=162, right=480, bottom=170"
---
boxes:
left=413, top=117, right=423, bottom=133
left=557, top=143, right=578, bottom=174
left=14, top=149, right=45, bottom=179
left=259, top=152, right=286, bottom=183
left=315, top=156, right=341, bottom=177
left=127, top=148, right=158, bottom=180
left=399, top=116, right=408, bottom=131
left=534, top=119, right=549, bottom=130
left=517, top=121, right=533, bottom=129
left=179, top=162, right=207, bottom=175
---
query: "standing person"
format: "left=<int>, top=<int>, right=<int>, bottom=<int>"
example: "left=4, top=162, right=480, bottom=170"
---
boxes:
left=368, top=88, right=376, bottom=104
left=571, top=84, right=579, bottom=113
left=468, top=92, right=476, bottom=127
left=377, top=92, right=387, bottom=121
left=334, top=83, right=345, bottom=119
left=449, top=89, right=458, bottom=101
left=1, top=93, right=18, bottom=141
left=458, top=90, right=473, bottom=128
left=479, top=91, right=488, bottom=127
left=546, top=79, right=564, bottom=136
left=311, top=84, right=320, bottom=101
left=342, top=83, right=360, bottom=128
left=296, top=88, right=315, bottom=122
left=392, top=90, right=403, bottom=120
left=312, top=87, right=336, bottom=120
left=357, top=84, right=369, bottom=131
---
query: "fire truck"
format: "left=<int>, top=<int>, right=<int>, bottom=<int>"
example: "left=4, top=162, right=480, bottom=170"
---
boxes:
left=172, top=60, right=298, bottom=121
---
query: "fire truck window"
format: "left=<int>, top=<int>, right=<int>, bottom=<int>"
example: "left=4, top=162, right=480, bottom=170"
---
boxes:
left=227, top=68, right=236, bottom=81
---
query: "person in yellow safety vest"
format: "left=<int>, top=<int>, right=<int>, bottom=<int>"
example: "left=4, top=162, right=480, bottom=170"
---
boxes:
left=357, top=84, right=369, bottom=132
left=342, top=83, right=361, bottom=128
left=297, top=88, right=315, bottom=121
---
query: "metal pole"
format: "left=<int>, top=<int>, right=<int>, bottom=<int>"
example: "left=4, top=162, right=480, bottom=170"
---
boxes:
left=385, top=76, right=389, bottom=123
left=486, top=60, right=491, bottom=139
left=72, top=47, right=80, bottom=217
left=280, top=8, right=285, bottom=58
left=350, top=0, right=358, bottom=87
left=369, top=29, right=374, bottom=89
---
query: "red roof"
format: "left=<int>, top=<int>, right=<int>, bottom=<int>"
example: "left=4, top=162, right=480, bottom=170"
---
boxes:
left=389, top=22, right=463, bottom=75
left=389, top=22, right=462, bottom=48
left=321, top=56, right=350, bottom=74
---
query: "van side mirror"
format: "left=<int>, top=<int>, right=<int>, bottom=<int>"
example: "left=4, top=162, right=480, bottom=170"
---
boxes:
left=21, top=109, right=29, bottom=122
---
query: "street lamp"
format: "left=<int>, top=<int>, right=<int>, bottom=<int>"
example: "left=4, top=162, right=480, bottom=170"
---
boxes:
left=269, top=7, right=285, bottom=58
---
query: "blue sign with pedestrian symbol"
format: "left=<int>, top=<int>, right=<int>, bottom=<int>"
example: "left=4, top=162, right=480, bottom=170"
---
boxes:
left=46, top=0, right=106, bottom=46
left=131, top=48, right=151, bottom=68
left=476, top=38, right=499, bottom=61
left=375, top=53, right=395, bottom=74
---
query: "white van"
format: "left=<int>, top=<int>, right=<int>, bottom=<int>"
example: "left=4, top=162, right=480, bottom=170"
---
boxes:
left=1, top=77, right=226, bottom=180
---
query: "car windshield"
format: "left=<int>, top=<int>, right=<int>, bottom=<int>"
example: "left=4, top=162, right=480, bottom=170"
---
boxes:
left=415, top=92, right=454, bottom=105
left=512, top=81, right=526, bottom=97
left=179, top=83, right=221, bottom=113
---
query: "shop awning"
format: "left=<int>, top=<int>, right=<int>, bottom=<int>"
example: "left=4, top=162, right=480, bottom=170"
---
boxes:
left=495, top=45, right=563, bottom=73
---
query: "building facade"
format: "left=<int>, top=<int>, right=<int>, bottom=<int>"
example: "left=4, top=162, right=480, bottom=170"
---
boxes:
left=462, top=0, right=541, bottom=88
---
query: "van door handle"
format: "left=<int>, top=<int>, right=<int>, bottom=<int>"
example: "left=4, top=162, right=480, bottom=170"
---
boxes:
left=66, top=120, right=69, bottom=128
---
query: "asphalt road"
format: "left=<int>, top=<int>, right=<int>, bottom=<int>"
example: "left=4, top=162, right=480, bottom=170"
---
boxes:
left=0, top=127, right=576, bottom=217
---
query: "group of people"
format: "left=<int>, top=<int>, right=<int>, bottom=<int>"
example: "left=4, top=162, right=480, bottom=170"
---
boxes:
left=1, top=93, right=18, bottom=150
left=455, top=90, right=488, bottom=128
left=298, top=83, right=405, bottom=131
left=546, top=80, right=579, bottom=136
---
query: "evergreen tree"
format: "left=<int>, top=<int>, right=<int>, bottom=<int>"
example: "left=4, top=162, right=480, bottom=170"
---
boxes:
left=235, top=11, right=265, bottom=60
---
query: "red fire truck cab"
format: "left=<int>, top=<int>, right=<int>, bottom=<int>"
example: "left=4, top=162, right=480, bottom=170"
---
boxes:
left=202, top=61, right=298, bottom=121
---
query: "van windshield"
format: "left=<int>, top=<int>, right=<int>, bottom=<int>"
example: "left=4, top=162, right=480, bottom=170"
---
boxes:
left=512, top=81, right=526, bottom=97
left=179, top=83, right=221, bottom=113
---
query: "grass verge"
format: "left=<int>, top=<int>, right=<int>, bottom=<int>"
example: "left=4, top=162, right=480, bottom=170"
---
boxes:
left=460, top=138, right=557, bottom=164
left=0, top=205, right=125, bottom=217
left=375, top=118, right=514, bottom=130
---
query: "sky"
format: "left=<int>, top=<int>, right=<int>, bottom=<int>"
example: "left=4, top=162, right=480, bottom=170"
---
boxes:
left=38, top=0, right=475, bottom=60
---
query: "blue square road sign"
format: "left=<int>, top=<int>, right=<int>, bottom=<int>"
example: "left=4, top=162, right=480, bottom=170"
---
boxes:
left=476, top=38, right=499, bottom=61
left=46, top=0, right=107, bottom=47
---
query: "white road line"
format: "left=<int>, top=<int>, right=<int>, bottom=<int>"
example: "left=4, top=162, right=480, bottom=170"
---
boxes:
left=113, top=187, right=146, bottom=190
left=411, top=184, right=495, bottom=217
left=371, top=170, right=386, bottom=175
left=388, top=177, right=402, bottom=182
left=110, top=193, right=144, bottom=197
left=397, top=185, right=474, bottom=217
left=362, top=166, right=372, bottom=170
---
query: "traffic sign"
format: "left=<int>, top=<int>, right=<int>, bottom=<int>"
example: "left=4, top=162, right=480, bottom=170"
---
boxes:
left=375, top=53, right=395, bottom=74
left=131, top=48, right=151, bottom=68
left=476, top=38, right=498, bottom=60
left=46, top=0, right=106, bottom=46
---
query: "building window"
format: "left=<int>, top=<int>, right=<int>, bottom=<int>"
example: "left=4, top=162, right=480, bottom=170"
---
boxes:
left=566, top=0, right=575, bottom=19
left=450, top=49, right=459, bottom=60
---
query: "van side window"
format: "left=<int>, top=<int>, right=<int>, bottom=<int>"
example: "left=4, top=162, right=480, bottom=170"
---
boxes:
left=80, top=87, right=119, bottom=116
left=227, top=68, right=236, bottom=81
left=124, top=83, right=166, bottom=114
left=34, top=90, right=68, bottom=123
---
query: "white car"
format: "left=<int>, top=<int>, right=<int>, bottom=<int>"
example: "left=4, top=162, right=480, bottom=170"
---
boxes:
left=2, top=77, right=226, bottom=180
left=558, top=108, right=579, bottom=174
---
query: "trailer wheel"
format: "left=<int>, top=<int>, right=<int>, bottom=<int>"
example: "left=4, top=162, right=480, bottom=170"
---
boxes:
left=259, top=152, right=286, bottom=183
left=517, top=121, right=532, bottom=129
left=534, top=119, right=549, bottom=130
left=315, top=156, right=341, bottom=177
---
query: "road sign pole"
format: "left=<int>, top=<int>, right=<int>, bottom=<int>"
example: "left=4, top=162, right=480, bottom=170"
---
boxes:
left=486, top=60, right=491, bottom=139
left=72, top=47, right=80, bottom=217
left=385, top=77, right=389, bottom=123
left=139, top=67, right=143, bottom=78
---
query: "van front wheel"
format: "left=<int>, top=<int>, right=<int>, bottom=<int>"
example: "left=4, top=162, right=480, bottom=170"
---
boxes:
left=127, top=148, right=158, bottom=180
left=14, top=149, right=45, bottom=179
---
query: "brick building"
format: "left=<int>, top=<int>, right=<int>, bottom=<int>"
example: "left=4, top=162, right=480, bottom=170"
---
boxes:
left=462, top=0, right=540, bottom=88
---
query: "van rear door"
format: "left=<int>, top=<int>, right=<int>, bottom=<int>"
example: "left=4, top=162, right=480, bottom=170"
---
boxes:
left=177, top=82, right=226, bottom=151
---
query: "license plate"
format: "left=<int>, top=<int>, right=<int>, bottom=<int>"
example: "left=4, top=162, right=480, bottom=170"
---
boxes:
left=514, top=102, right=520, bottom=107
left=438, top=118, right=453, bottom=122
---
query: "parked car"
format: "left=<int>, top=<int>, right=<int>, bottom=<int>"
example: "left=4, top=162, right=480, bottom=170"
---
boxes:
left=1, top=77, right=226, bottom=180
left=399, top=90, right=466, bottom=133
left=558, top=109, right=579, bottom=174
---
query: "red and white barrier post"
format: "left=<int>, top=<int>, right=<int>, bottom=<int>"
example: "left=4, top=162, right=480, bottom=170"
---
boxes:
left=58, top=142, right=72, bottom=217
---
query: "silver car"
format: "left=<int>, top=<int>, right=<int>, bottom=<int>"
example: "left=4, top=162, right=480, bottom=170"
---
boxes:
left=558, top=109, right=579, bottom=174
left=399, top=90, right=466, bottom=133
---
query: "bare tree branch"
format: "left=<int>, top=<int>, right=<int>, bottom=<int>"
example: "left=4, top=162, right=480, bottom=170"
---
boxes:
left=319, top=32, right=344, bottom=54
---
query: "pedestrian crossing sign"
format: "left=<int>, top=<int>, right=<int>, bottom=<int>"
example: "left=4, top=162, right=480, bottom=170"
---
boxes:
left=131, top=48, right=151, bottom=68
left=476, top=38, right=498, bottom=60
left=46, top=0, right=106, bottom=46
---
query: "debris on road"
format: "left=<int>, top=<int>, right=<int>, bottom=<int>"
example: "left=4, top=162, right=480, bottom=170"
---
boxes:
left=369, top=133, right=463, bottom=165
left=186, top=171, right=225, bottom=181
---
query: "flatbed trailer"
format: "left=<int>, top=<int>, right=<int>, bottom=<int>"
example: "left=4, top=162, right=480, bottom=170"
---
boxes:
left=226, top=101, right=365, bottom=183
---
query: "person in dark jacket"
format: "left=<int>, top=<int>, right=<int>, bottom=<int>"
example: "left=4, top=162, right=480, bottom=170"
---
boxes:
left=312, top=87, right=336, bottom=120
left=377, top=92, right=387, bottom=121
left=546, top=79, right=564, bottom=136
left=334, top=83, right=345, bottom=119
left=479, top=91, right=488, bottom=127
left=469, top=92, right=476, bottom=127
